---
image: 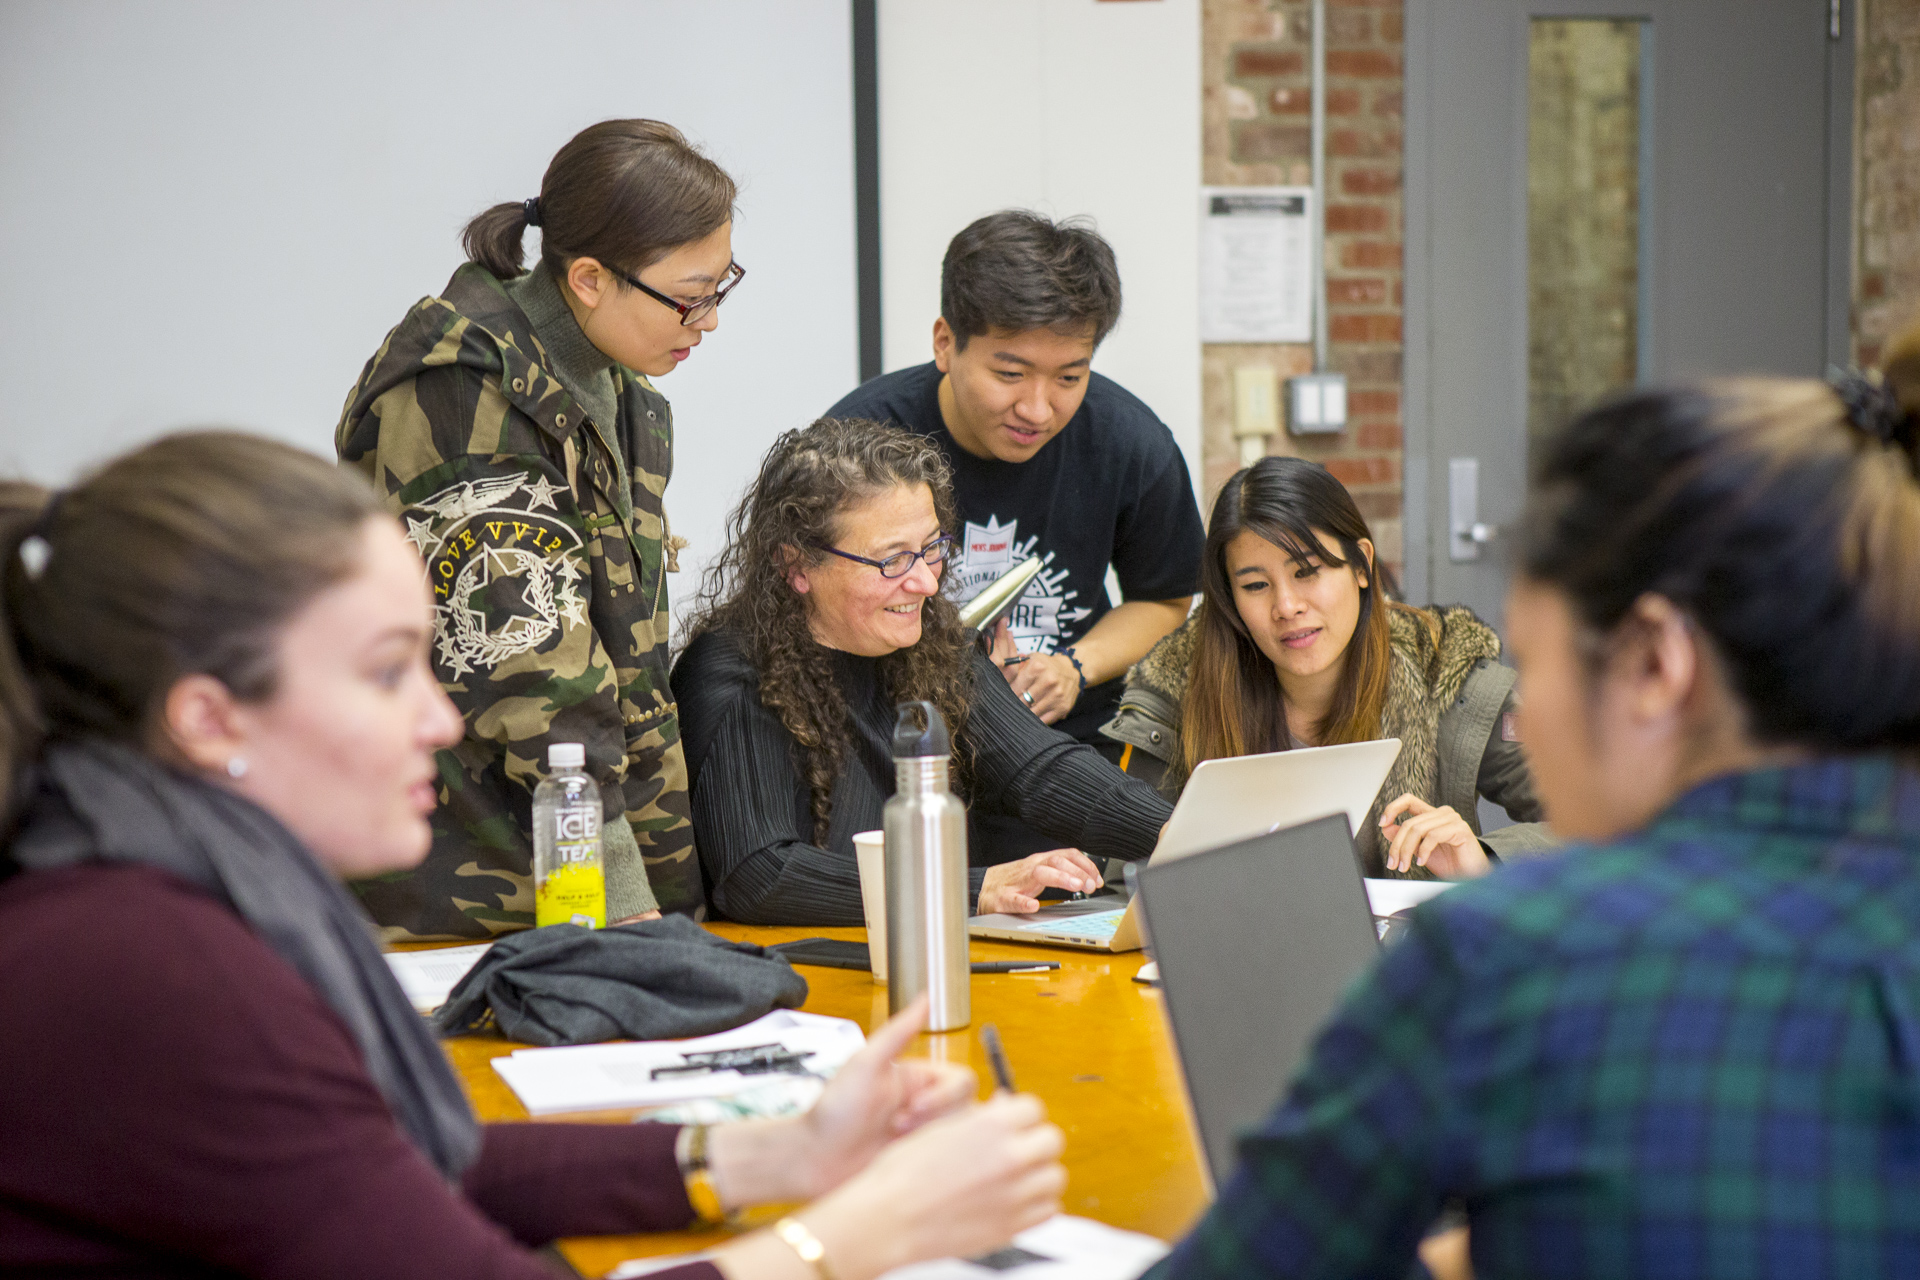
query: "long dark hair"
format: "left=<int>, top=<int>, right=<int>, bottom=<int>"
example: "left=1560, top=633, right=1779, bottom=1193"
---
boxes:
left=461, top=119, right=737, bottom=280
left=0, top=432, right=385, bottom=820
left=1522, top=327, right=1920, bottom=754
left=685, top=419, right=976, bottom=842
left=1183, top=457, right=1423, bottom=776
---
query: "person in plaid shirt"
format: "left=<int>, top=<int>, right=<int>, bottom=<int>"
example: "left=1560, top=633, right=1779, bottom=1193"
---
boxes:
left=1152, top=326, right=1920, bottom=1279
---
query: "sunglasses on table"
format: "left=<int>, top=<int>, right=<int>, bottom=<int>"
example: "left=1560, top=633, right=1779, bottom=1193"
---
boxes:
left=812, top=534, right=955, bottom=579
left=611, top=260, right=745, bottom=326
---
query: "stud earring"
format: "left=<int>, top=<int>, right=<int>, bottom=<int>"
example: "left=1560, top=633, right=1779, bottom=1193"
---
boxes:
left=226, top=757, right=249, bottom=779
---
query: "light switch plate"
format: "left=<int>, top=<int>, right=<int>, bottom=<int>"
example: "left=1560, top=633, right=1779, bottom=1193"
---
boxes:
left=1232, top=365, right=1281, bottom=439
left=1287, top=373, right=1347, bottom=435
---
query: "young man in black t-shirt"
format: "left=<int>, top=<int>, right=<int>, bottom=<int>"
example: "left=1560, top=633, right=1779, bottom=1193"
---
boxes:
left=827, top=211, right=1204, bottom=764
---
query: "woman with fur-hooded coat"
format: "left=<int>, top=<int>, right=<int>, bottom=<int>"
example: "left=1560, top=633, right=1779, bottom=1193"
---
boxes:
left=1102, top=458, right=1553, bottom=879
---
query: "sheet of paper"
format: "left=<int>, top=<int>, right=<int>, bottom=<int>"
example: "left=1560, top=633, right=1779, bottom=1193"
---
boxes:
left=608, top=1215, right=1169, bottom=1280
left=1363, top=878, right=1456, bottom=919
left=1199, top=186, right=1313, bottom=343
left=492, top=1009, right=866, bottom=1116
left=382, top=943, right=491, bottom=1013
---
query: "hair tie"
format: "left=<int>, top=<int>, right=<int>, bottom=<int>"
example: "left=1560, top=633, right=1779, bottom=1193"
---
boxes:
left=522, top=197, right=543, bottom=228
left=1828, top=368, right=1917, bottom=452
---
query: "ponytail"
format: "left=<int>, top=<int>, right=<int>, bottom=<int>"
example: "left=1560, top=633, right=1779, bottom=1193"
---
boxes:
left=460, top=202, right=536, bottom=279
left=459, top=119, right=737, bottom=282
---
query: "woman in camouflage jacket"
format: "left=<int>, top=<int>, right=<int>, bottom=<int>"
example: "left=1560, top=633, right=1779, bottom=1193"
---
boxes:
left=1103, top=457, right=1555, bottom=879
left=336, top=120, right=742, bottom=939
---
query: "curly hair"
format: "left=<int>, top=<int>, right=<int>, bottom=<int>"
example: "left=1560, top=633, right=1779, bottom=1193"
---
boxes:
left=684, top=418, right=976, bottom=842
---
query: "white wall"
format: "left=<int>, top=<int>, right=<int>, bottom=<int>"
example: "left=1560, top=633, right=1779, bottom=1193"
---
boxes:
left=0, top=0, right=857, bottom=592
left=876, top=0, right=1203, bottom=491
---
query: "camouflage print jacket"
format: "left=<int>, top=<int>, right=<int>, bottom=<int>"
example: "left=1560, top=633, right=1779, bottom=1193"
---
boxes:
left=337, top=263, right=701, bottom=940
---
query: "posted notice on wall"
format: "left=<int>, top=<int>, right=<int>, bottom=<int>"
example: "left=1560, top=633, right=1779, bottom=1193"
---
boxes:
left=1199, top=186, right=1313, bottom=344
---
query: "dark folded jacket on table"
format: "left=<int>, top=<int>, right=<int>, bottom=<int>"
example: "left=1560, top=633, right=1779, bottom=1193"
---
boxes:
left=433, top=916, right=808, bottom=1046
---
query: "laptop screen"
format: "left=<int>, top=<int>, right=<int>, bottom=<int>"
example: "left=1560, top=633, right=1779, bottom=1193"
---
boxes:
left=1137, top=812, right=1382, bottom=1190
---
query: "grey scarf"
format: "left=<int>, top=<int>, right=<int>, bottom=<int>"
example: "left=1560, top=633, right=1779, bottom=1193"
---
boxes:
left=10, top=740, right=481, bottom=1180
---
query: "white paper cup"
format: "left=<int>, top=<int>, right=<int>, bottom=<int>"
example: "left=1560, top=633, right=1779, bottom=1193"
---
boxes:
left=853, top=829, right=887, bottom=983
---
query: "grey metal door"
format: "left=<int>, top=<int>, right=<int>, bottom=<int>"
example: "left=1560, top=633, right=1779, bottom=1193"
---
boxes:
left=1402, top=0, right=1855, bottom=622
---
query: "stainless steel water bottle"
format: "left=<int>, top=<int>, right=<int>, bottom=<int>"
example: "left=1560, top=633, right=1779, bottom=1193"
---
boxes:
left=883, top=700, right=970, bottom=1031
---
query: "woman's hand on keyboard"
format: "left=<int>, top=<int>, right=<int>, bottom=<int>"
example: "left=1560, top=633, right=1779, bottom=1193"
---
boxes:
left=977, top=849, right=1104, bottom=914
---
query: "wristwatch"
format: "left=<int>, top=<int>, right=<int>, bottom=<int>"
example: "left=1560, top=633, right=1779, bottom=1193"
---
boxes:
left=675, top=1124, right=729, bottom=1224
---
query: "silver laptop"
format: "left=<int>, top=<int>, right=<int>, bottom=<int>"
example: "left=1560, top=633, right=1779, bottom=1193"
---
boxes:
left=1135, top=812, right=1382, bottom=1190
left=967, top=737, right=1402, bottom=952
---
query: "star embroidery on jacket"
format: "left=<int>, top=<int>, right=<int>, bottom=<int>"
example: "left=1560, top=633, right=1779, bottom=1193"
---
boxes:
left=404, top=515, right=437, bottom=556
left=555, top=557, right=588, bottom=626
left=434, top=621, right=472, bottom=678
left=524, top=474, right=565, bottom=512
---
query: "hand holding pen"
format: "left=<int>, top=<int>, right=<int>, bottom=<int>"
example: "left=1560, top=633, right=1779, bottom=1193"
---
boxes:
left=987, top=619, right=1077, bottom=724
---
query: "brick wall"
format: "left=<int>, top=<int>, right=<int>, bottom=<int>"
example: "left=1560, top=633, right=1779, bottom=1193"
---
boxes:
left=1201, top=0, right=1406, bottom=577
left=1855, top=0, right=1920, bottom=366
left=1201, top=1, right=1912, bottom=578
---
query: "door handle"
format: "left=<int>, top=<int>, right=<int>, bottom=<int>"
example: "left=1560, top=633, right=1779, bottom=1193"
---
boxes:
left=1448, top=458, right=1501, bottom=562
left=1461, top=521, right=1500, bottom=544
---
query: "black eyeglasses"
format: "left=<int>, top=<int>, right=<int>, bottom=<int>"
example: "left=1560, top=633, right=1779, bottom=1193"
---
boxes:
left=610, top=260, right=745, bottom=326
left=813, top=533, right=955, bottom=579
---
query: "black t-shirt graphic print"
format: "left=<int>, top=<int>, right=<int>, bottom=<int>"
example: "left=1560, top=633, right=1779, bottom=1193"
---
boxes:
left=829, top=361, right=1205, bottom=746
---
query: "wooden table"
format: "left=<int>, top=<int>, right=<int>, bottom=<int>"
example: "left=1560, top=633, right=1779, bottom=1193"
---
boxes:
left=436, top=923, right=1211, bottom=1278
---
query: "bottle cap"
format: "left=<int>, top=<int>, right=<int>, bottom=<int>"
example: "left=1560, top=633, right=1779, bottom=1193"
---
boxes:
left=891, top=701, right=951, bottom=759
left=548, top=742, right=585, bottom=769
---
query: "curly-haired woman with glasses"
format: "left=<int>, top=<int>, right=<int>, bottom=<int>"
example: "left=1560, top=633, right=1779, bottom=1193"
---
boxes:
left=672, top=418, right=1172, bottom=925
left=337, top=120, right=745, bottom=940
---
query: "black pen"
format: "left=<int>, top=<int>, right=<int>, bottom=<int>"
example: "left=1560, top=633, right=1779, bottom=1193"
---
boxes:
left=980, top=1023, right=1017, bottom=1093
left=1000, top=653, right=1033, bottom=667
left=970, top=960, right=1060, bottom=974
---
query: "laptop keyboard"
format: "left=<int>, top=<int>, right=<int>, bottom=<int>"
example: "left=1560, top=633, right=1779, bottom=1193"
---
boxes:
left=1018, top=908, right=1126, bottom=938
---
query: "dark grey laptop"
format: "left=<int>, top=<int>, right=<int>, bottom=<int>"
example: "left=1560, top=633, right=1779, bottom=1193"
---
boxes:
left=1136, top=812, right=1382, bottom=1190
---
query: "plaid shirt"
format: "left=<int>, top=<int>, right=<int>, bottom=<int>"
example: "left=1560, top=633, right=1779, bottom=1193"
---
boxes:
left=1152, top=756, right=1920, bottom=1279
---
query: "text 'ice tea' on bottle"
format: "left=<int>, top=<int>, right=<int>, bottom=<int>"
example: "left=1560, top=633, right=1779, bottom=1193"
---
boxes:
left=532, top=742, right=606, bottom=929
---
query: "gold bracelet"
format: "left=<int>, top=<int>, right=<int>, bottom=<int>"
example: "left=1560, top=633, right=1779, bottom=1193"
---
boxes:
left=773, top=1216, right=840, bottom=1280
left=675, top=1124, right=729, bottom=1225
